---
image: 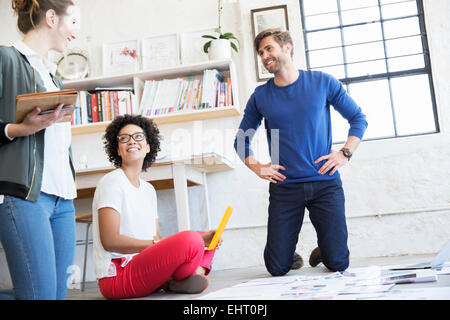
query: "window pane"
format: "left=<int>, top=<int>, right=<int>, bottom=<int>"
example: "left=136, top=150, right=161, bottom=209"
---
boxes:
left=346, top=59, right=387, bottom=78
left=391, top=75, right=436, bottom=135
left=388, top=54, right=425, bottom=72
left=385, top=36, right=423, bottom=57
left=304, top=12, right=340, bottom=30
left=312, top=65, right=346, bottom=80
left=381, top=1, right=418, bottom=20
left=343, top=22, right=383, bottom=45
left=345, top=42, right=385, bottom=63
left=302, top=0, right=437, bottom=140
left=380, top=0, right=409, bottom=4
left=306, top=29, right=342, bottom=50
left=341, top=6, right=380, bottom=25
left=340, top=0, right=379, bottom=11
left=348, top=80, right=395, bottom=139
left=308, top=47, right=343, bottom=68
left=383, top=17, right=421, bottom=39
left=302, top=0, right=337, bottom=16
left=331, top=83, right=352, bottom=143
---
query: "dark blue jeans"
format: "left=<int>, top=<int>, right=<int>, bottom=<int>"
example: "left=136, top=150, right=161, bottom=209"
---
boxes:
left=264, top=177, right=349, bottom=276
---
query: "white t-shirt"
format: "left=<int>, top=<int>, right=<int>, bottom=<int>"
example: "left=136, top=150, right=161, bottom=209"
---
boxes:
left=92, top=168, right=158, bottom=279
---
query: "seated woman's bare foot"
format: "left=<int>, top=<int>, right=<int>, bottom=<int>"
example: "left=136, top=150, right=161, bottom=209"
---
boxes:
left=195, top=266, right=207, bottom=275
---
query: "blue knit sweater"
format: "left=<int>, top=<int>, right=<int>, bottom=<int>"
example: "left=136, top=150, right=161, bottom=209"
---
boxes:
left=234, top=70, right=368, bottom=183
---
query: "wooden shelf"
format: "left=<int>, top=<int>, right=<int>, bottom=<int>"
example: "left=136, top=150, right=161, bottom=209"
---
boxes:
left=71, top=105, right=240, bottom=135
left=75, top=152, right=234, bottom=198
left=64, top=59, right=234, bottom=90
left=65, top=59, right=241, bottom=135
left=76, top=179, right=199, bottom=199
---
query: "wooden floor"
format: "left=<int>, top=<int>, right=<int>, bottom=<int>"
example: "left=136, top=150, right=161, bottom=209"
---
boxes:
left=66, top=254, right=450, bottom=300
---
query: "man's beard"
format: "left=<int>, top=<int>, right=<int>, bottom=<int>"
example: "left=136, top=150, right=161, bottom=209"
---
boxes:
left=265, top=57, right=285, bottom=74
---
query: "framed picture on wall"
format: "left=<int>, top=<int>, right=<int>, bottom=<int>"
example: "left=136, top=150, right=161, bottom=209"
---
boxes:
left=102, top=40, right=139, bottom=76
left=179, top=28, right=215, bottom=65
left=141, top=33, right=180, bottom=71
left=251, top=5, right=289, bottom=81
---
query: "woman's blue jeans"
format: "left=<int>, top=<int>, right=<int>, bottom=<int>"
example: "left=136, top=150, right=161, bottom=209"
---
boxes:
left=264, top=177, right=350, bottom=276
left=0, top=192, right=75, bottom=300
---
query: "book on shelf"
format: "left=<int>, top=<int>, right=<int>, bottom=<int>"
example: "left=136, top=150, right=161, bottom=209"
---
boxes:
left=226, top=77, right=233, bottom=106
left=218, top=82, right=225, bottom=108
left=96, top=91, right=103, bottom=122
left=86, top=92, right=92, bottom=123
left=139, top=68, right=233, bottom=118
left=90, top=92, right=98, bottom=123
left=78, top=91, right=88, bottom=125
left=71, top=89, right=136, bottom=126
left=92, top=87, right=134, bottom=93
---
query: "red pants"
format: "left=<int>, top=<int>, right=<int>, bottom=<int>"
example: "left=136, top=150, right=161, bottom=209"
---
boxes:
left=98, top=231, right=215, bottom=299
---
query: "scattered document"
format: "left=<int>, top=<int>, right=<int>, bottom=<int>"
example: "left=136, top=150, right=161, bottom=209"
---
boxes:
left=358, top=287, right=450, bottom=300
left=380, top=269, right=437, bottom=285
left=198, top=265, right=446, bottom=300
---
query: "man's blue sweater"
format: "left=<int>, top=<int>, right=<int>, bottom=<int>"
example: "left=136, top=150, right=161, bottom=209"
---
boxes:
left=234, top=70, right=368, bottom=183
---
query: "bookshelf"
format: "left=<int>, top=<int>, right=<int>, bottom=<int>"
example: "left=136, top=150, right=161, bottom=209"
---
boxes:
left=64, top=59, right=241, bottom=135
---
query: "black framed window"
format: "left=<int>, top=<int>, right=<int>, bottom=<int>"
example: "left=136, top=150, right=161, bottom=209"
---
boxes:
left=299, top=0, right=439, bottom=143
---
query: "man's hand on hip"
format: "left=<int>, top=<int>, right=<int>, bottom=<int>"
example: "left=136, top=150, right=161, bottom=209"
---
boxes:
left=245, top=156, right=286, bottom=183
left=315, top=150, right=349, bottom=176
left=251, top=162, right=287, bottom=183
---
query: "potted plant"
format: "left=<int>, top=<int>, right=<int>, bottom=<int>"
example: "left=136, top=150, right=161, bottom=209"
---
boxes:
left=202, top=0, right=240, bottom=60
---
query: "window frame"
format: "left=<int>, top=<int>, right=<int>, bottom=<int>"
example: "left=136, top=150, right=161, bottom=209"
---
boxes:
left=299, top=0, right=440, bottom=143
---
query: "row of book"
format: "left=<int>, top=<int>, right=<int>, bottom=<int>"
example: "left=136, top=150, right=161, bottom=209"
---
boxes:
left=70, top=69, right=234, bottom=125
left=71, top=88, right=136, bottom=126
left=138, top=69, right=233, bottom=117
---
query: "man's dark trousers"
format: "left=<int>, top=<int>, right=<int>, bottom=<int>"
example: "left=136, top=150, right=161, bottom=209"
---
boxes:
left=264, top=177, right=349, bottom=276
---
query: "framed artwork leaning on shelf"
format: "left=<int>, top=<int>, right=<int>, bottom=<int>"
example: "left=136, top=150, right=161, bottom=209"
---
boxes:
left=251, top=5, right=289, bottom=81
left=141, top=33, right=180, bottom=71
left=180, top=28, right=216, bottom=65
left=103, top=39, right=140, bottom=76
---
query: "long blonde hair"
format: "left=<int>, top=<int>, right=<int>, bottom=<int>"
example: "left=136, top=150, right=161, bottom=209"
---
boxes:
left=12, top=0, right=74, bottom=34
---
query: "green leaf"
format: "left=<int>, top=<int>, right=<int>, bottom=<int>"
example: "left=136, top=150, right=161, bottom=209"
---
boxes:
left=214, top=27, right=222, bottom=34
left=220, top=32, right=235, bottom=39
left=202, top=35, right=217, bottom=40
left=220, top=33, right=240, bottom=46
left=230, top=42, right=239, bottom=53
left=203, top=41, right=212, bottom=53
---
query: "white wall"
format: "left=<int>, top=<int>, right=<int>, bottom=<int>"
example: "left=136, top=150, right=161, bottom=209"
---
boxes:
left=1, top=0, right=449, bottom=288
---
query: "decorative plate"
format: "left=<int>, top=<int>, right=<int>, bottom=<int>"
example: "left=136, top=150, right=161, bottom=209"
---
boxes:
left=56, top=50, right=89, bottom=80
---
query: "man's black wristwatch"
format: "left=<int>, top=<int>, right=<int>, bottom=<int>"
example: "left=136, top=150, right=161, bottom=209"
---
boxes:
left=340, top=148, right=352, bottom=161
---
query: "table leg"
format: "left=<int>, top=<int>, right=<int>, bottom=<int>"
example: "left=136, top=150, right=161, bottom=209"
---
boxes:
left=202, top=171, right=211, bottom=230
left=172, top=162, right=191, bottom=231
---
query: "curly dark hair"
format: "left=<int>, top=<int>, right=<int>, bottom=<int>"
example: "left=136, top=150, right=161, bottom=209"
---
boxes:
left=103, top=114, right=161, bottom=171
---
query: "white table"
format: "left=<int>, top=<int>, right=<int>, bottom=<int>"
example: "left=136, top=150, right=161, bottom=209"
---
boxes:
left=75, top=152, right=234, bottom=231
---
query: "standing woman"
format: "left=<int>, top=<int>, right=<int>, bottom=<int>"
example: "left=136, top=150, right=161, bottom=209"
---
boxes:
left=0, top=0, right=80, bottom=300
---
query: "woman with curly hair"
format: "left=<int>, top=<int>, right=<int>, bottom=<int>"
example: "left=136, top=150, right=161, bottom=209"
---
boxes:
left=0, top=0, right=79, bottom=300
left=92, top=115, right=218, bottom=299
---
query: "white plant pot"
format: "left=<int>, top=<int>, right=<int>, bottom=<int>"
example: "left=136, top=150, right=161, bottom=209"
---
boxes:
left=208, top=39, right=232, bottom=61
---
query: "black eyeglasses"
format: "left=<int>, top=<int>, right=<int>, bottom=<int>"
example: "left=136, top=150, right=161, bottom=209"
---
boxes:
left=117, top=132, right=146, bottom=143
